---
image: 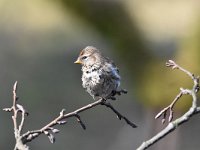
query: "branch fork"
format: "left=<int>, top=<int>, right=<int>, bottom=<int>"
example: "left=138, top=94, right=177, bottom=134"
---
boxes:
left=4, top=81, right=137, bottom=149
left=137, top=60, right=200, bottom=150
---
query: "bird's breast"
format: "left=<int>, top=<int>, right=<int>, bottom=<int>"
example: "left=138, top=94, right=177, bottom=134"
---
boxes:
left=81, top=66, right=103, bottom=89
left=82, top=70, right=101, bottom=83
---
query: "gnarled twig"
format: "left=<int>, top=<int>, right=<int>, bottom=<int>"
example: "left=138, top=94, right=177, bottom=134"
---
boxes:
left=3, top=82, right=137, bottom=149
left=137, top=60, right=200, bottom=150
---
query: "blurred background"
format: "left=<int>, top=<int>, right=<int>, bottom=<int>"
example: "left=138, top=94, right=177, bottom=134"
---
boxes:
left=1, top=0, right=200, bottom=149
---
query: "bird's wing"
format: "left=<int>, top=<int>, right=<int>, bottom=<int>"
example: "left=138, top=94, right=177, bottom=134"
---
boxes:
left=102, top=60, right=120, bottom=80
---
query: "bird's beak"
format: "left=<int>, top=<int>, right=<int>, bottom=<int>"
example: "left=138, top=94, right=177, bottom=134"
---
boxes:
left=74, top=59, right=82, bottom=64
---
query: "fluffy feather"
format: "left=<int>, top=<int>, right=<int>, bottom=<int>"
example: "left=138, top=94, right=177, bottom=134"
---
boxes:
left=75, top=46, right=121, bottom=100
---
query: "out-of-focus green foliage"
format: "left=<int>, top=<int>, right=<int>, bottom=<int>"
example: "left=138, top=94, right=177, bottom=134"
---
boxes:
left=59, top=0, right=152, bottom=78
left=59, top=0, right=200, bottom=111
left=137, top=21, right=200, bottom=110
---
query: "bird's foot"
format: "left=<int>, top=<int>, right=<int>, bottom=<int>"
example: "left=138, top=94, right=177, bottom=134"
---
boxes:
left=107, top=89, right=128, bottom=100
left=115, top=89, right=128, bottom=95
left=109, top=96, right=116, bottom=100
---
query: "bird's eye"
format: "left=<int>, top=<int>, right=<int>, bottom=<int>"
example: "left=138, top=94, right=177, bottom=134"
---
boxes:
left=82, top=56, right=88, bottom=60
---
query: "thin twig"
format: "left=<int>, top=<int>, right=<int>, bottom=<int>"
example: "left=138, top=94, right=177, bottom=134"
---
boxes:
left=155, top=89, right=190, bottom=123
left=137, top=107, right=200, bottom=150
left=18, top=104, right=26, bottom=134
left=101, top=101, right=137, bottom=128
left=12, top=81, right=18, bottom=135
left=137, top=60, right=200, bottom=150
left=3, top=81, right=30, bottom=150
left=22, top=98, right=137, bottom=144
left=4, top=82, right=137, bottom=149
left=75, top=114, right=86, bottom=130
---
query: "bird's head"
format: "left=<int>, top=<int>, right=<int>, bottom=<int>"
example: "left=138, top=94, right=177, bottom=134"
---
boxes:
left=74, top=46, right=101, bottom=66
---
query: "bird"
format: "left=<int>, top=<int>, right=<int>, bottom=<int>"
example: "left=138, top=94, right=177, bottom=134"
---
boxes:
left=74, top=46, right=127, bottom=101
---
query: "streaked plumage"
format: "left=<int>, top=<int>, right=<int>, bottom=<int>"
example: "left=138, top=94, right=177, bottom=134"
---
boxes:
left=75, top=46, right=121, bottom=100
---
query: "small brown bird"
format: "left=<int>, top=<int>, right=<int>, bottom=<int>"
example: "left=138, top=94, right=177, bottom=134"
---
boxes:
left=74, top=46, right=127, bottom=100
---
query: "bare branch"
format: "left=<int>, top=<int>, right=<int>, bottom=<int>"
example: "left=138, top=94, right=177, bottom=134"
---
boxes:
left=4, top=82, right=137, bottom=149
left=17, top=104, right=26, bottom=134
left=22, top=98, right=137, bottom=144
left=12, top=81, right=18, bottom=135
left=101, top=101, right=137, bottom=128
left=154, top=89, right=190, bottom=123
left=2, top=81, right=30, bottom=150
left=75, top=114, right=86, bottom=130
left=137, top=60, right=200, bottom=150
